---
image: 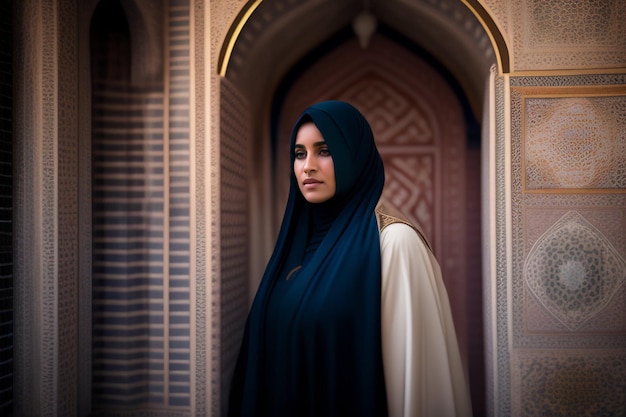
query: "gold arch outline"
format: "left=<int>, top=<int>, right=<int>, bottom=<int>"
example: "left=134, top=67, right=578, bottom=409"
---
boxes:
left=217, top=0, right=510, bottom=76
left=218, top=0, right=263, bottom=77
left=461, top=0, right=510, bottom=74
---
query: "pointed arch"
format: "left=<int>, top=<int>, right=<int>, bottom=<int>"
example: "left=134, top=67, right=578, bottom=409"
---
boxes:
left=461, top=0, right=510, bottom=73
left=217, top=0, right=510, bottom=78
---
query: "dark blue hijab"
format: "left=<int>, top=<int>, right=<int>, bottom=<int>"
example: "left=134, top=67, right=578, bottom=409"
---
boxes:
left=229, top=100, right=387, bottom=416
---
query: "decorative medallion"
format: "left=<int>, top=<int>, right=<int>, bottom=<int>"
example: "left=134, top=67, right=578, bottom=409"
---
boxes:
left=525, top=97, right=621, bottom=190
left=524, top=211, right=626, bottom=330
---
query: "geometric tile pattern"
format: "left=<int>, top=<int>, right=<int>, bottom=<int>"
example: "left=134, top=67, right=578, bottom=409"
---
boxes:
left=513, top=350, right=626, bottom=417
left=524, top=96, right=625, bottom=191
left=341, top=77, right=438, bottom=239
left=524, top=211, right=626, bottom=330
left=511, top=75, right=626, bottom=417
left=510, top=0, right=626, bottom=71
left=381, top=154, right=435, bottom=239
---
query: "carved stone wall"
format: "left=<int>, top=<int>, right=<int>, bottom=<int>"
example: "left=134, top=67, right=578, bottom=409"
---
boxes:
left=483, top=0, right=626, bottom=71
left=489, top=67, right=511, bottom=417
left=509, top=76, right=626, bottom=417
left=14, top=0, right=81, bottom=415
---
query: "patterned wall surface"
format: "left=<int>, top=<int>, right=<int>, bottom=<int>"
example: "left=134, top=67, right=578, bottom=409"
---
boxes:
left=166, top=0, right=192, bottom=407
left=58, top=0, right=80, bottom=414
left=0, top=0, right=13, bottom=413
left=13, top=0, right=76, bottom=414
left=90, top=0, right=192, bottom=414
left=483, top=0, right=626, bottom=72
left=91, top=83, right=168, bottom=408
left=524, top=95, right=625, bottom=191
left=512, top=350, right=626, bottom=416
left=190, top=0, right=209, bottom=415
left=489, top=67, right=511, bottom=417
left=218, top=79, right=251, bottom=417
left=509, top=76, right=626, bottom=416
left=524, top=210, right=625, bottom=332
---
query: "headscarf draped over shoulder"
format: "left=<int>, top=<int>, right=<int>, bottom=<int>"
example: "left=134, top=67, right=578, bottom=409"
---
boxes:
left=229, top=101, right=388, bottom=416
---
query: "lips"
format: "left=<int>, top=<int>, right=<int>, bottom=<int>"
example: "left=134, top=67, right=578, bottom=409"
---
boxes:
left=303, top=178, right=322, bottom=185
left=302, top=178, right=323, bottom=189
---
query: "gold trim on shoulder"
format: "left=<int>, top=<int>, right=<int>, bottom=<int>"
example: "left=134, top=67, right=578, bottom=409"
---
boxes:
left=375, top=200, right=434, bottom=253
left=285, top=265, right=302, bottom=281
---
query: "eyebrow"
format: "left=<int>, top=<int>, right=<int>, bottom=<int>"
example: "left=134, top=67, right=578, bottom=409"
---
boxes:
left=294, top=141, right=327, bottom=148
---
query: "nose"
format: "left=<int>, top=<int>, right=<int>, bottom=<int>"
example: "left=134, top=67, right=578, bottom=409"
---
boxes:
left=303, top=154, right=317, bottom=173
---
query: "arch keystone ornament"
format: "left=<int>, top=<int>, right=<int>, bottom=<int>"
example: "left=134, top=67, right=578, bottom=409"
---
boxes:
left=524, top=211, right=626, bottom=331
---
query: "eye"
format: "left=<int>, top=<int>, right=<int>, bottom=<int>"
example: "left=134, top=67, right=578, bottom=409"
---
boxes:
left=294, top=150, right=306, bottom=160
left=318, top=147, right=331, bottom=157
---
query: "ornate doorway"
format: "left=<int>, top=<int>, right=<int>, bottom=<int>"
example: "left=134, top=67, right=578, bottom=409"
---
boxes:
left=275, top=32, right=484, bottom=413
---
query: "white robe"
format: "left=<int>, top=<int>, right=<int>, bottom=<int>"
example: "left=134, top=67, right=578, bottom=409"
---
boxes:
left=379, top=220, right=473, bottom=417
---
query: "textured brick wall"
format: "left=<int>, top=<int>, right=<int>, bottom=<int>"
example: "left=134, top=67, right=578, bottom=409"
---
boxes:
left=0, top=0, right=13, bottom=414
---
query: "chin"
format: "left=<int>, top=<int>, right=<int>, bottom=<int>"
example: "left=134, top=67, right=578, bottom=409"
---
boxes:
left=304, top=194, right=332, bottom=204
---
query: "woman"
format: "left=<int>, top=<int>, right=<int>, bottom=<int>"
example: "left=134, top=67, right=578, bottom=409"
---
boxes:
left=229, top=100, right=472, bottom=417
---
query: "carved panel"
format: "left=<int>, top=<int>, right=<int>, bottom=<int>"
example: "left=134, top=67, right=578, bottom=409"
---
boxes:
left=524, top=211, right=626, bottom=331
left=512, top=350, right=626, bottom=417
left=512, top=0, right=626, bottom=70
left=522, top=91, right=626, bottom=192
left=325, top=72, right=441, bottom=241
left=382, top=154, right=435, bottom=239
left=511, top=79, right=626, bottom=348
left=508, top=76, right=626, bottom=417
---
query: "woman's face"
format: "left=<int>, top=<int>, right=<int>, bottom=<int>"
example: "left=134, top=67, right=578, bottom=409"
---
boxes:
left=294, top=122, right=336, bottom=204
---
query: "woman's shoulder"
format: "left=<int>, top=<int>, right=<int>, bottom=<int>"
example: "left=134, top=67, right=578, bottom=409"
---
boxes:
left=375, top=199, right=433, bottom=253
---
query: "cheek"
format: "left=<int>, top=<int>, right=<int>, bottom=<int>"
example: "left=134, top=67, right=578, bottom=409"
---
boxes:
left=320, top=158, right=333, bottom=171
left=293, top=160, right=302, bottom=175
left=324, top=160, right=336, bottom=188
